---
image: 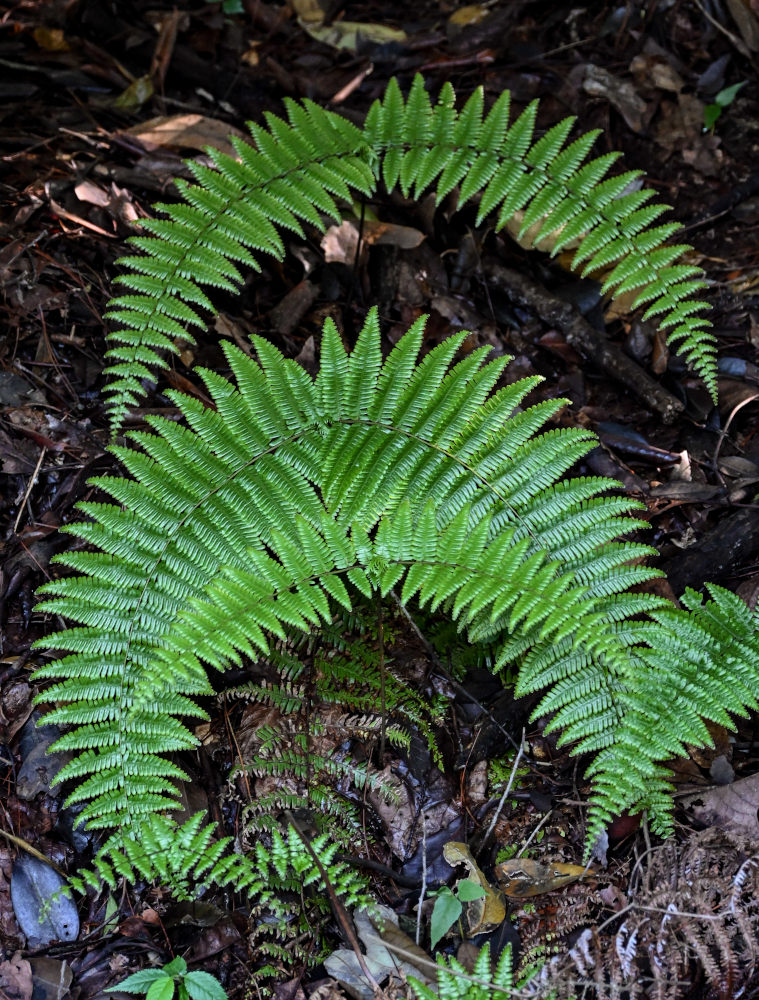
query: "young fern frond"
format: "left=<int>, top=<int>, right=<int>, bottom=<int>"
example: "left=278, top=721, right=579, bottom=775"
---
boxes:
left=408, top=942, right=544, bottom=1000
left=104, top=75, right=716, bottom=431
left=62, top=812, right=369, bottom=910
left=35, top=310, right=757, bottom=894
left=579, top=586, right=759, bottom=839
left=226, top=630, right=419, bottom=841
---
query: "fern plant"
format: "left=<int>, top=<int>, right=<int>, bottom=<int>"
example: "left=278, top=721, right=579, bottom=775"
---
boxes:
left=408, top=942, right=544, bottom=1000
left=32, top=77, right=757, bottom=900
left=229, top=613, right=444, bottom=839
left=103, top=74, right=716, bottom=433
left=34, top=309, right=759, bottom=894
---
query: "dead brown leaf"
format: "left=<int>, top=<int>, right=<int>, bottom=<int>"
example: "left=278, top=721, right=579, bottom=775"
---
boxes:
left=653, top=94, right=724, bottom=175
left=321, top=218, right=425, bottom=266
left=27, top=958, right=71, bottom=1000
left=126, top=114, right=245, bottom=157
left=727, top=0, right=759, bottom=50
left=629, top=52, right=685, bottom=92
left=582, top=64, right=648, bottom=133
left=32, top=27, right=69, bottom=52
left=682, top=772, right=759, bottom=839
left=364, top=220, right=425, bottom=249
left=0, top=954, right=33, bottom=1000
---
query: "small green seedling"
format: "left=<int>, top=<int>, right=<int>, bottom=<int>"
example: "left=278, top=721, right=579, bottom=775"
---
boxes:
left=496, top=844, right=519, bottom=864
left=703, top=81, right=746, bottom=131
left=108, top=957, right=227, bottom=1000
left=429, top=879, right=486, bottom=950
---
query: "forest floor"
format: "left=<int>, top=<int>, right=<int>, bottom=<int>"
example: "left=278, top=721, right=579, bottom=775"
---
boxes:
left=2, top=1, right=759, bottom=998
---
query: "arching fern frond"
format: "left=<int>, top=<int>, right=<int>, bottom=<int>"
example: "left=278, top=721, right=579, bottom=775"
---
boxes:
left=35, top=312, right=756, bottom=892
left=104, top=75, right=715, bottom=431
left=62, top=812, right=369, bottom=911
left=577, top=584, right=759, bottom=844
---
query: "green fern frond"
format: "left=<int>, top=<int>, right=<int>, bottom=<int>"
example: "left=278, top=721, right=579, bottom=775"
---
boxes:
left=104, top=75, right=715, bottom=431
left=225, top=613, right=434, bottom=837
left=34, top=310, right=637, bottom=874
left=65, top=814, right=368, bottom=914
left=408, top=942, right=544, bottom=1000
left=36, top=310, right=757, bottom=892
left=241, top=791, right=361, bottom=839
left=580, top=585, right=759, bottom=844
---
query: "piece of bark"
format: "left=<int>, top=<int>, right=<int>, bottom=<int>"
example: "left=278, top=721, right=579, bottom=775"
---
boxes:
left=483, top=261, right=684, bottom=423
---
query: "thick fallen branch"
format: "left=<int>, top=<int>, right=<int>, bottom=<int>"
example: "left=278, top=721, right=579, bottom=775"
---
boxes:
left=483, top=260, right=685, bottom=423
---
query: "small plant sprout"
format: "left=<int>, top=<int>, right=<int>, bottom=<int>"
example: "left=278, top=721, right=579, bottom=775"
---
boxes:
left=108, top=957, right=227, bottom=1000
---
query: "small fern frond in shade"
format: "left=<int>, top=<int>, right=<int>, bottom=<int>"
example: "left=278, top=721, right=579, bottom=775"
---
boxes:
left=227, top=617, right=442, bottom=839
left=104, top=75, right=715, bottom=431
left=60, top=813, right=369, bottom=909
left=408, top=942, right=545, bottom=1000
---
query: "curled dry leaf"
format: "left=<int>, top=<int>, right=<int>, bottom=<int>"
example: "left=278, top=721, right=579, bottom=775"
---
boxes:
left=681, top=772, right=759, bottom=839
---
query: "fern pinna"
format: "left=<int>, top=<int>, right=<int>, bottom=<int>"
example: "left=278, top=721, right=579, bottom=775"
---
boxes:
left=35, top=306, right=759, bottom=894
left=103, top=74, right=715, bottom=432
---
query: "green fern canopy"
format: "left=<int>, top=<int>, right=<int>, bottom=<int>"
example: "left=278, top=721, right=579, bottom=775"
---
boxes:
left=103, top=74, right=716, bottom=431
left=34, top=310, right=759, bottom=892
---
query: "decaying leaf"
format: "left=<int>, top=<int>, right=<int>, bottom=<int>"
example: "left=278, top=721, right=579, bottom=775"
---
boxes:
left=583, top=64, right=647, bottom=133
left=495, top=857, right=595, bottom=898
left=290, top=0, right=406, bottom=50
left=682, top=772, right=759, bottom=839
left=0, top=954, right=33, bottom=1000
left=10, top=855, right=79, bottom=949
left=323, top=904, right=431, bottom=1000
left=126, top=115, right=246, bottom=157
left=442, top=842, right=506, bottom=933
